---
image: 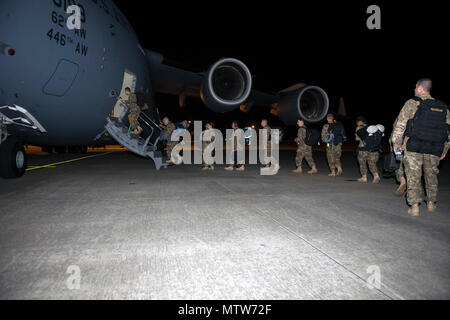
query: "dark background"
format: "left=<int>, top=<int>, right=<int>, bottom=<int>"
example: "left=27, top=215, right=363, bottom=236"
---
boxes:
left=113, top=0, right=448, bottom=141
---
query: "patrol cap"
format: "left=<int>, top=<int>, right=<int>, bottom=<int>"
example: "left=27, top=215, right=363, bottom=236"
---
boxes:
left=356, top=116, right=368, bottom=124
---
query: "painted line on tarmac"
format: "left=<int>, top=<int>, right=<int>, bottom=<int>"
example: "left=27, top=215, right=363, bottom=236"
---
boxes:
left=26, top=152, right=114, bottom=172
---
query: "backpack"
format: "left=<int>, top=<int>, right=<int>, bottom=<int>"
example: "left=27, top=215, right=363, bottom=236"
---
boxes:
left=135, top=92, right=146, bottom=108
left=406, top=98, right=449, bottom=157
left=357, top=125, right=384, bottom=152
left=329, top=122, right=346, bottom=145
left=305, top=128, right=321, bottom=146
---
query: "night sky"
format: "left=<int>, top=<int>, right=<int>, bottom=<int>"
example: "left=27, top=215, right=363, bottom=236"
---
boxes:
left=113, top=0, right=448, bottom=140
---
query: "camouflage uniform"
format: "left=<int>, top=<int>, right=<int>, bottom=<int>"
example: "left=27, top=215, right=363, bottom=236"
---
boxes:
left=162, top=121, right=177, bottom=160
left=356, top=125, right=379, bottom=177
left=322, top=124, right=342, bottom=172
left=392, top=94, right=450, bottom=206
left=295, top=126, right=316, bottom=169
left=126, top=93, right=140, bottom=131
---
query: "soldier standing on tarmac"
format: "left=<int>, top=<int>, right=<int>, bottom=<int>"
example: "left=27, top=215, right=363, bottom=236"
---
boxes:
left=293, top=119, right=318, bottom=174
left=161, top=117, right=177, bottom=164
left=355, top=116, right=382, bottom=184
left=391, top=79, right=450, bottom=217
left=202, top=122, right=216, bottom=171
left=322, top=114, right=345, bottom=177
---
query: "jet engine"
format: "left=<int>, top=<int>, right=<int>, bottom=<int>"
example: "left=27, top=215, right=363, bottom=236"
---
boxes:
left=201, top=58, right=252, bottom=113
left=276, top=85, right=329, bottom=125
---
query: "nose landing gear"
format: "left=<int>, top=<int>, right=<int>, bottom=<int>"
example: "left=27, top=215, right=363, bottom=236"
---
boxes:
left=0, top=138, right=28, bottom=179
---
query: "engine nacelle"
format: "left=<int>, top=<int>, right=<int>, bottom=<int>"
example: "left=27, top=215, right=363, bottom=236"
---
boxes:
left=277, top=85, right=329, bottom=125
left=201, top=58, right=252, bottom=113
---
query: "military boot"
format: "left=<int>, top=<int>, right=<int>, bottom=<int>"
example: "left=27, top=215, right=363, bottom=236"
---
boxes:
left=427, top=201, right=436, bottom=213
left=408, top=204, right=420, bottom=217
left=236, top=166, right=245, bottom=172
left=225, top=166, right=234, bottom=171
left=336, top=166, right=343, bottom=176
left=292, top=167, right=303, bottom=174
left=209, top=166, right=215, bottom=171
left=328, top=170, right=336, bottom=177
left=308, top=166, right=318, bottom=175
left=395, top=177, right=407, bottom=196
left=202, top=166, right=209, bottom=171
left=373, top=173, right=381, bottom=184
left=357, top=175, right=368, bottom=183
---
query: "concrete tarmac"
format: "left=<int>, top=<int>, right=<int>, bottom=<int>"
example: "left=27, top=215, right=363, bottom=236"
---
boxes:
left=0, top=148, right=449, bottom=300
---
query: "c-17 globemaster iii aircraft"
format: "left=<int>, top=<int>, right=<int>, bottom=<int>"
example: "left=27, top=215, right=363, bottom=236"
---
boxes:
left=0, top=0, right=329, bottom=178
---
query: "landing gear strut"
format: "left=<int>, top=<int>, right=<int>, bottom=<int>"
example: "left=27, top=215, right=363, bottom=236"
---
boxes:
left=0, top=138, right=28, bottom=179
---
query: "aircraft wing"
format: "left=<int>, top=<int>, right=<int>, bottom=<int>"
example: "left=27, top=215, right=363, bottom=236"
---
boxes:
left=146, top=50, right=329, bottom=125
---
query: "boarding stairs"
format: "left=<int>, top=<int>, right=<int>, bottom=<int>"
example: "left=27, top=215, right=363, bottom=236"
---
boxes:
left=105, top=106, right=169, bottom=170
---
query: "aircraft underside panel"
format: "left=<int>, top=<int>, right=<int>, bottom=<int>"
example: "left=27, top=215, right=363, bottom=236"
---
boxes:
left=105, top=117, right=168, bottom=171
left=0, top=105, right=47, bottom=144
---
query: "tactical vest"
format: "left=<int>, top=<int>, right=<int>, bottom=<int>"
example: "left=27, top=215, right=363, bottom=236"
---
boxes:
left=406, top=97, right=449, bottom=157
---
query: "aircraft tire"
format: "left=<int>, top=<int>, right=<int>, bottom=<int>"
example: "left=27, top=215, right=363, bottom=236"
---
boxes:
left=0, top=138, right=28, bottom=179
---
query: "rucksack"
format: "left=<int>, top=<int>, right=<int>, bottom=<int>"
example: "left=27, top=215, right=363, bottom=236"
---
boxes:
left=305, top=128, right=321, bottom=146
left=357, top=125, right=384, bottom=152
left=135, top=92, right=146, bottom=108
left=406, top=98, right=449, bottom=157
left=329, top=122, right=346, bottom=145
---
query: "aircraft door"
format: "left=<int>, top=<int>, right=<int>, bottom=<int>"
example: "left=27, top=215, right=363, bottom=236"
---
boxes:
left=111, top=69, right=137, bottom=118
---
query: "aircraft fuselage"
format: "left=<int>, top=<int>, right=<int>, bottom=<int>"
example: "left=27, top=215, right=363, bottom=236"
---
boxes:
left=0, top=0, right=150, bottom=146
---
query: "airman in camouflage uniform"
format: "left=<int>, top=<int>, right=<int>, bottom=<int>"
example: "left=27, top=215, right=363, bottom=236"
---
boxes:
left=355, top=116, right=380, bottom=184
left=124, top=87, right=142, bottom=135
left=322, top=114, right=343, bottom=177
left=225, top=121, right=245, bottom=172
left=392, top=79, right=450, bottom=216
left=161, top=117, right=177, bottom=163
left=260, top=119, right=279, bottom=171
left=202, top=122, right=216, bottom=171
left=293, top=120, right=317, bottom=174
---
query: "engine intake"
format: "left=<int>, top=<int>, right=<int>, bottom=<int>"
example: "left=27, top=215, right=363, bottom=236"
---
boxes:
left=201, top=58, right=252, bottom=113
left=277, top=85, right=329, bottom=125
